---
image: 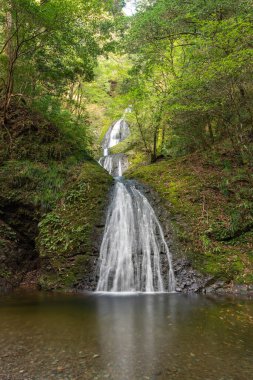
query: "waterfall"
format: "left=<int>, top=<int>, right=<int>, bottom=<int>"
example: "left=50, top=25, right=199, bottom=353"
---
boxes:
left=101, top=118, right=130, bottom=151
left=97, top=108, right=176, bottom=293
left=99, top=154, right=127, bottom=177
left=118, top=158, right=122, bottom=177
left=97, top=179, right=175, bottom=292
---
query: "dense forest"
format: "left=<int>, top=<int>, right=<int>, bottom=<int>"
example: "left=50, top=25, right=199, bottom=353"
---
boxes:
left=1, top=0, right=252, bottom=160
left=0, top=0, right=253, bottom=291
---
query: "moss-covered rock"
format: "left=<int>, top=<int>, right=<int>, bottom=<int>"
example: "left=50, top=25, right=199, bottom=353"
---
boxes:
left=0, top=159, right=112, bottom=291
left=37, top=162, right=112, bottom=290
left=126, top=149, right=253, bottom=286
left=0, top=103, right=112, bottom=291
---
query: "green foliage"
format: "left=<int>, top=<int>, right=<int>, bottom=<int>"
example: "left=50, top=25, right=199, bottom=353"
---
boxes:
left=0, top=0, right=116, bottom=92
left=32, top=95, right=93, bottom=155
left=82, top=53, right=133, bottom=155
left=0, top=160, right=68, bottom=211
left=0, top=98, right=113, bottom=290
left=0, top=0, right=122, bottom=154
left=120, top=0, right=253, bottom=162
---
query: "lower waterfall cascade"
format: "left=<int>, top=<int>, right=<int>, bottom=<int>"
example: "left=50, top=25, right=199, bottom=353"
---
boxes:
left=97, top=109, right=176, bottom=293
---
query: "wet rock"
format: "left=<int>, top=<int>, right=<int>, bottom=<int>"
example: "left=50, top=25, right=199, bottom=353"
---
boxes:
left=174, top=259, right=215, bottom=294
left=0, top=218, right=39, bottom=292
left=99, top=153, right=129, bottom=177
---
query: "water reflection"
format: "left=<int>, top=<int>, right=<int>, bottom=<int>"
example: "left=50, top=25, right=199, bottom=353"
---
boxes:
left=0, top=292, right=252, bottom=380
left=94, top=294, right=237, bottom=379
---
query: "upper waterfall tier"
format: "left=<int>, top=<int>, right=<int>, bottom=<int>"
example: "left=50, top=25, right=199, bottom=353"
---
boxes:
left=99, top=109, right=131, bottom=177
left=102, top=119, right=130, bottom=149
left=99, top=153, right=129, bottom=178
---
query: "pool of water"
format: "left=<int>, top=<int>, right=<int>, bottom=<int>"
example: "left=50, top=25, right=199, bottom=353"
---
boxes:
left=0, top=291, right=252, bottom=380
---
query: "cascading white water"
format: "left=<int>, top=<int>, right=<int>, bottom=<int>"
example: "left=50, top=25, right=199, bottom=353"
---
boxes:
left=99, top=154, right=126, bottom=177
left=102, top=118, right=130, bottom=151
left=108, top=119, right=124, bottom=148
left=99, top=156, right=113, bottom=175
left=99, top=110, right=130, bottom=177
left=97, top=179, right=175, bottom=292
left=118, top=157, right=122, bottom=177
left=97, top=108, right=176, bottom=293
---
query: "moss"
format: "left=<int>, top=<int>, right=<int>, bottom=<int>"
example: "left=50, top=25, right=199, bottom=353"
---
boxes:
left=201, top=253, right=246, bottom=282
left=110, top=139, right=133, bottom=155
left=37, top=161, right=112, bottom=289
left=38, top=274, right=61, bottom=291
left=0, top=269, right=12, bottom=280
left=0, top=103, right=112, bottom=290
left=126, top=150, right=253, bottom=284
left=38, top=255, right=92, bottom=290
left=109, top=138, right=148, bottom=169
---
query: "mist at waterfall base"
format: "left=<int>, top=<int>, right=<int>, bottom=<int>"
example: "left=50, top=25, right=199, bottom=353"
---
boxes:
left=98, top=110, right=175, bottom=293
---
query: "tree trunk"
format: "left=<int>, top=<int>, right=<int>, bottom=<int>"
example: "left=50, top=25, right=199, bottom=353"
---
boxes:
left=151, top=109, right=163, bottom=163
left=207, top=120, right=214, bottom=145
left=151, top=126, right=158, bottom=162
left=161, top=122, right=166, bottom=151
left=3, top=9, right=15, bottom=122
left=133, top=104, right=151, bottom=156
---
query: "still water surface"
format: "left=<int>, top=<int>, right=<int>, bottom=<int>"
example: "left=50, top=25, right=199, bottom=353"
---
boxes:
left=0, top=291, right=252, bottom=380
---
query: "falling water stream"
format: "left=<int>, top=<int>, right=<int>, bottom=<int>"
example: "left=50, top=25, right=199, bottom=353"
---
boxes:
left=98, top=109, right=176, bottom=293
